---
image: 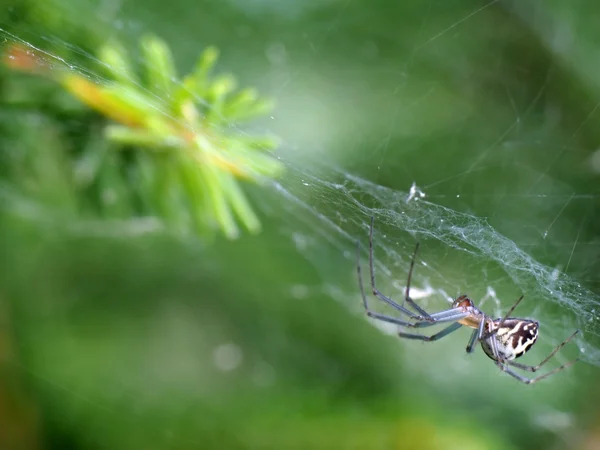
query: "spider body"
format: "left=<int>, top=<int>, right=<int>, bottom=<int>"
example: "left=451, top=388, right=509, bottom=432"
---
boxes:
left=452, top=295, right=483, bottom=328
left=452, top=295, right=539, bottom=361
left=481, top=318, right=539, bottom=361
left=356, top=217, right=579, bottom=384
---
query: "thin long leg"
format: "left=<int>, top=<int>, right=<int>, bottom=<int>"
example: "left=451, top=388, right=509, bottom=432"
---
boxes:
left=368, top=217, right=433, bottom=320
left=495, top=358, right=579, bottom=384
left=506, top=330, right=580, bottom=372
left=466, top=328, right=479, bottom=353
left=358, top=248, right=468, bottom=328
left=466, top=316, right=488, bottom=353
left=411, top=311, right=469, bottom=328
left=397, top=322, right=463, bottom=342
left=482, top=295, right=525, bottom=340
left=403, top=239, right=431, bottom=318
left=428, top=308, right=470, bottom=320
left=361, top=310, right=425, bottom=328
left=360, top=310, right=466, bottom=329
left=357, top=241, right=428, bottom=321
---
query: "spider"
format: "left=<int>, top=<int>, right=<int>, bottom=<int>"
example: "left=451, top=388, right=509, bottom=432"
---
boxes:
left=356, top=217, right=580, bottom=384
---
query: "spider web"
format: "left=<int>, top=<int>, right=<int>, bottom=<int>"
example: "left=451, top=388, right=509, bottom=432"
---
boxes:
left=269, top=159, right=600, bottom=366
left=2, top=0, right=600, bottom=397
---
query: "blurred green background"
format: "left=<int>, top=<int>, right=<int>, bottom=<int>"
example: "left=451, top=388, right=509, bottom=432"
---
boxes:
left=1, top=0, right=600, bottom=449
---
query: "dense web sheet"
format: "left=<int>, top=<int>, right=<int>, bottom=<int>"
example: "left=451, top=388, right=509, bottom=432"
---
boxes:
left=270, top=161, right=599, bottom=366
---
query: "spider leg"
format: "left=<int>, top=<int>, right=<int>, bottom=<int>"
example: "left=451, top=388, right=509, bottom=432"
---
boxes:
left=362, top=311, right=424, bottom=327
left=505, top=330, right=580, bottom=372
left=482, top=295, right=525, bottom=340
left=357, top=241, right=429, bottom=325
left=368, top=217, right=433, bottom=320
left=359, top=298, right=468, bottom=329
left=411, top=310, right=470, bottom=328
left=357, top=239, right=429, bottom=322
left=359, top=307, right=469, bottom=331
left=466, top=328, right=479, bottom=353
left=397, top=322, right=463, bottom=342
left=428, top=308, right=470, bottom=320
left=356, top=308, right=468, bottom=332
left=403, top=239, right=432, bottom=318
left=495, top=358, right=579, bottom=384
left=466, top=317, right=486, bottom=353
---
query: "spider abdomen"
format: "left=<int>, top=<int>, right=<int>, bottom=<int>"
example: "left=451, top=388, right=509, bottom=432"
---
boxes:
left=481, top=319, right=539, bottom=361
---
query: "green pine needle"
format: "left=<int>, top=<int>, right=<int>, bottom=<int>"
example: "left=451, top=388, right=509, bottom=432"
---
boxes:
left=4, top=35, right=284, bottom=239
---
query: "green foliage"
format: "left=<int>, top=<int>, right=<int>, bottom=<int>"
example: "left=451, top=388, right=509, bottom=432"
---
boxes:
left=3, top=35, right=283, bottom=239
left=94, top=36, right=283, bottom=238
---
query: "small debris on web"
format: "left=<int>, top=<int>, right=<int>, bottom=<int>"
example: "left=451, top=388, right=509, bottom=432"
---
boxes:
left=406, top=182, right=426, bottom=203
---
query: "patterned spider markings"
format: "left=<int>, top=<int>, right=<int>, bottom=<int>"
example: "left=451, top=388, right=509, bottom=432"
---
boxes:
left=481, top=317, right=538, bottom=361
